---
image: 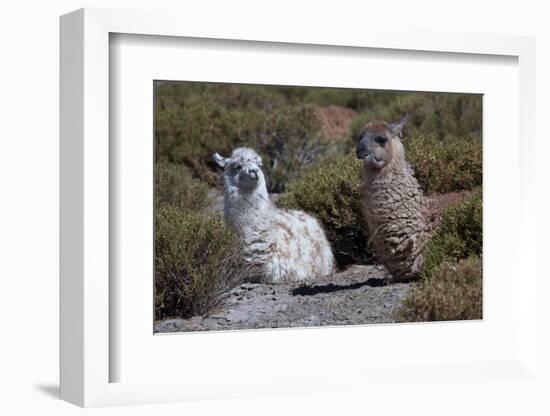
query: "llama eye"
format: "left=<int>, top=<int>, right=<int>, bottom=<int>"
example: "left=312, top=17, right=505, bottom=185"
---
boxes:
left=374, top=136, right=387, bottom=144
left=233, top=163, right=242, bottom=170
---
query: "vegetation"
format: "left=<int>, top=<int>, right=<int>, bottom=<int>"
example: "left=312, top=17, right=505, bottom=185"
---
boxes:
left=405, top=134, right=482, bottom=193
left=156, top=83, right=482, bottom=194
left=395, top=188, right=483, bottom=322
left=349, top=92, right=482, bottom=141
left=279, top=153, right=370, bottom=267
left=155, top=205, right=244, bottom=320
left=394, top=256, right=482, bottom=322
left=422, top=187, right=483, bottom=279
left=155, top=162, right=210, bottom=211
left=274, top=86, right=401, bottom=111
left=155, top=82, right=331, bottom=192
left=154, top=160, right=243, bottom=320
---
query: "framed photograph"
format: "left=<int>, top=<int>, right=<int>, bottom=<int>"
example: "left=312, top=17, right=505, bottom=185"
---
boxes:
left=60, top=8, right=537, bottom=408
left=151, top=80, right=483, bottom=334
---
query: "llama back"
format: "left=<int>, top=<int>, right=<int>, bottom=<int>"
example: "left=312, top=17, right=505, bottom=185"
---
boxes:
left=263, top=209, right=334, bottom=283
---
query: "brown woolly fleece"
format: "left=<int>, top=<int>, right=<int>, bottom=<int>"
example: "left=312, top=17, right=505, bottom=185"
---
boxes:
left=361, top=127, right=429, bottom=281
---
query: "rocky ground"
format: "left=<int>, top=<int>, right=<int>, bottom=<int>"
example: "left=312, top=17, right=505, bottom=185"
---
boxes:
left=154, top=264, right=412, bottom=333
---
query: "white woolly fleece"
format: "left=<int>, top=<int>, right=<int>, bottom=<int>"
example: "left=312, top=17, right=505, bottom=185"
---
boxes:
left=218, top=147, right=335, bottom=284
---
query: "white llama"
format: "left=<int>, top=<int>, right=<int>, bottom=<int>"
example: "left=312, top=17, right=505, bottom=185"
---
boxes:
left=213, top=147, right=335, bottom=284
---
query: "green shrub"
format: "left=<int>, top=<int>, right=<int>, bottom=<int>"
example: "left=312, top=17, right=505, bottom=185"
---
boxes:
left=156, top=82, right=287, bottom=112
left=394, top=255, right=482, bottom=322
left=155, top=86, right=330, bottom=192
left=349, top=92, right=482, bottom=194
left=405, top=134, right=482, bottom=193
left=156, top=83, right=483, bottom=194
left=155, top=206, right=244, bottom=320
left=422, top=187, right=482, bottom=279
left=255, top=104, right=328, bottom=192
left=394, top=187, right=482, bottom=322
left=293, top=88, right=400, bottom=111
left=279, top=153, right=371, bottom=267
left=155, top=95, right=244, bottom=185
left=155, top=162, right=211, bottom=211
left=350, top=92, right=482, bottom=140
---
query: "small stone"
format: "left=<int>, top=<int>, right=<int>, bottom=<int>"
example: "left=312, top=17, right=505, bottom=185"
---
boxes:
left=276, top=303, right=288, bottom=313
left=225, top=310, right=248, bottom=323
left=306, top=315, right=321, bottom=325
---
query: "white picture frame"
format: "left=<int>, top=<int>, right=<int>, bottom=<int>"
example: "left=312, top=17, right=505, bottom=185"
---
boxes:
left=60, top=7, right=538, bottom=408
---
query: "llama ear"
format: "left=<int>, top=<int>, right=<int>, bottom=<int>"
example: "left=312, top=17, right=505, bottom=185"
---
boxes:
left=212, top=153, right=228, bottom=168
left=389, top=114, right=409, bottom=138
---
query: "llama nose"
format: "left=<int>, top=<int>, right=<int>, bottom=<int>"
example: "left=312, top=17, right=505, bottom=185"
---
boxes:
left=249, top=168, right=259, bottom=179
left=356, top=143, right=368, bottom=160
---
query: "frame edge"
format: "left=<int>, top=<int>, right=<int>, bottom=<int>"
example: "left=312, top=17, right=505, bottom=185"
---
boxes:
left=59, top=8, right=85, bottom=407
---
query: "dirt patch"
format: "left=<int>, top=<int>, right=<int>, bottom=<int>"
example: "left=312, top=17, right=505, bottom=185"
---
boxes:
left=426, top=190, right=472, bottom=228
left=317, top=106, right=357, bottom=143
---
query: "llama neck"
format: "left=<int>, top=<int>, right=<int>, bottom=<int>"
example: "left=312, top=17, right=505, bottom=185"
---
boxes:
left=362, top=157, right=427, bottom=232
left=223, top=179, right=273, bottom=233
left=363, top=157, right=426, bottom=225
left=363, top=157, right=413, bottom=191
